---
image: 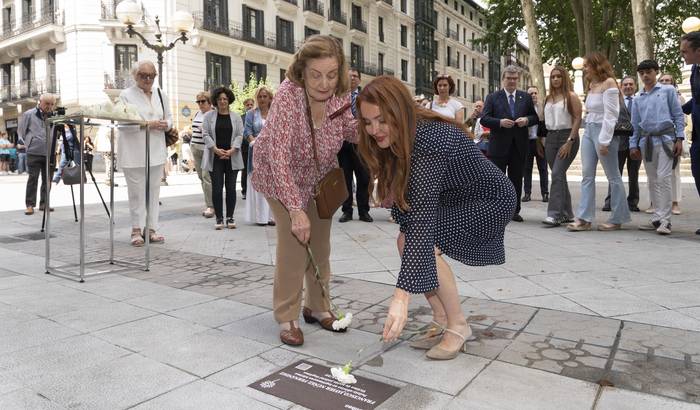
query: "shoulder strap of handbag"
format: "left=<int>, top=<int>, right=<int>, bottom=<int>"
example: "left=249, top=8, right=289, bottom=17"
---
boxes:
left=156, top=88, right=166, bottom=121
left=304, top=93, right=352, bottom=176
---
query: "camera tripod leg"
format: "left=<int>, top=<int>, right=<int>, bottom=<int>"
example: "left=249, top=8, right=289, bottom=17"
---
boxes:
left=87, top=167, right=110, bottom=218
left=70, top=185, right=78, bottom=222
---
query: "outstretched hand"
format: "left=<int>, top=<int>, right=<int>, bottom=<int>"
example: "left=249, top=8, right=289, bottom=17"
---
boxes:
left=382, top=290, right=409, bottom=342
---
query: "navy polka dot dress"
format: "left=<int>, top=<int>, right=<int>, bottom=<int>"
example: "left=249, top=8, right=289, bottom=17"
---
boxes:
left=392, top=120, right=517, bottom=294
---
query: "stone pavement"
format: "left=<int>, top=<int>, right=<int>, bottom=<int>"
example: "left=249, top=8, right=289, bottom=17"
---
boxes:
left=1, top=173, right=700, bottom=409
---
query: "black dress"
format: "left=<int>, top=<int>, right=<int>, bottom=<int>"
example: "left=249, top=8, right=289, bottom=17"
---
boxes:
left=392, top=120, right=517, bottom=294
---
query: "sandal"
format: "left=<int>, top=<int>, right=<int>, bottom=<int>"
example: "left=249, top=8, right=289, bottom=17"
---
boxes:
left=410, top=320, right=445, bottom=350
left=567, top=219, right=592, bottom=232
left=144, top=229, right=165, bottom=243
left=130, top=229, right=144, bottom=247
left=426, top=326, right=472, bottom=360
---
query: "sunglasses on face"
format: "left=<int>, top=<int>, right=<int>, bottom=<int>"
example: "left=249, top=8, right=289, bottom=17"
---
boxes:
left=137, top=73, right=157, bottom=80
left=196, top=100, right=208, bottom=104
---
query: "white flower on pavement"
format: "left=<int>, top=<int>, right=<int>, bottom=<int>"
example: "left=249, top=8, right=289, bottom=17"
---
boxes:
left=331, top=362, right=357, bottom=385
left=332, top=312, right=353, bottom=330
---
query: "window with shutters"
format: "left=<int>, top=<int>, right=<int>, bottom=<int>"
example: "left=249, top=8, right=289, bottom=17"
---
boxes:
left=400, top=25, right=407, bottom=47
left=401, top=59, right=408, bottom=81
left=242, top=5, right=264, bottom=44
left=276, top=17, right=294, bottom=53
left=206, top=52, right=230, bottom=89
left=203, top=0, right=227, bottom=33
left=245, top=61, right=267, bottom=82
left=115, top=44, right=137, bottom=88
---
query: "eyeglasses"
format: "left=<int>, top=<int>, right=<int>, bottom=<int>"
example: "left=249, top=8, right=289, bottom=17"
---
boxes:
left=196, top=100, right=208, bottom=104
left=137, top=73, right=157, bottom=80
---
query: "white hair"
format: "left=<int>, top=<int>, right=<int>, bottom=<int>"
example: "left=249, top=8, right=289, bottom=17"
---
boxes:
left=130, top=60, right=157, bottom=79
left=39, top=93, right=56, bottom=103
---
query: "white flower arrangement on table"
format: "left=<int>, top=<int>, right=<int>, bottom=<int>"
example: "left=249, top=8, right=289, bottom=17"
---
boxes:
left=80, top=101, right=141, bottom=121
left=330, top=361, right=357, bottom=385
left=306, top=245, right=353, bottom=331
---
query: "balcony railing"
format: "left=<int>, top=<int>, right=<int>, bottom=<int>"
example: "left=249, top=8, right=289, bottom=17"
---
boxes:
left=447, top=29, right=459, bottom=41
left=355, top=62, right=394, bottom=77
left=303, top=0, right=324, bottom=16
left=279, top=0, right=298, bottom=4
left=0, top=77, right=59, bottom=103
left=0, top=9, right=60, bottom=41
left=350, top=18, right=366, bottom=32
left=328, top=9, right=347, bottom=25
left=193, top=12, right=303, bottom=54
left=472, top=69, right=483, bottom=78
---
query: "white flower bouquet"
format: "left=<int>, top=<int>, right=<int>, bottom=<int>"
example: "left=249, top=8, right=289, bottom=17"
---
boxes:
left=79, top=101, right=141, bottom=121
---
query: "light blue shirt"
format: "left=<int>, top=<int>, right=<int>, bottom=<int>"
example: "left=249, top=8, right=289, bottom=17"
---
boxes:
left=630, top=83, right=685, bottom=149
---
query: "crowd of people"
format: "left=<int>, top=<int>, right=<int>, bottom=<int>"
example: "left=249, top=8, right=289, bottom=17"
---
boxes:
left=9, top=30, right=700, bottom=360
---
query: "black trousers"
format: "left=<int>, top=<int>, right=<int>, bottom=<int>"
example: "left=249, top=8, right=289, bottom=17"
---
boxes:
left=490, top=147, right=526, bottom=215
left=240, top=144, right=248, bottom=196
left=25, top=154, right=54, bottom=208
left=338, top=142, right=370, bottom=214
left=523, top=139, right=549, bottom=196
left=210, top=157, right=238, bottom=220
left=604, top=148, right=641, bottom=208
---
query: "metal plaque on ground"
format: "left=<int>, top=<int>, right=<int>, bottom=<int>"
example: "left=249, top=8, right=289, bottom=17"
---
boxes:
left=249, top=360, right=399, bottom=410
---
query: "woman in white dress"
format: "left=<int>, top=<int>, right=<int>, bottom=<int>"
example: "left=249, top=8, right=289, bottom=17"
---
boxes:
left=244, top=85, right=276, bottom=226
left=429, top=74, right=465, bottom=123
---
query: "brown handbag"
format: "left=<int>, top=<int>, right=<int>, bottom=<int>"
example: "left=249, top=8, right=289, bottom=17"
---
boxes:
left=157, top=88, right=179, bottom=146
left=306, top=95, right=349, bottom=219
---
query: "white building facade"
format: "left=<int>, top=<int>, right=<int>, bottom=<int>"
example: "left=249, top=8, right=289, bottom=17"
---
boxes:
left=0, top=0, right=489, bottom=136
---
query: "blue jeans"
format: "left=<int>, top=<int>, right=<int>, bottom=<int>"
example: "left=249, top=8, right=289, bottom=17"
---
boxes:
left=17, top=152, right=27, bottom=173
left=577, top=122, right=631, bottom=224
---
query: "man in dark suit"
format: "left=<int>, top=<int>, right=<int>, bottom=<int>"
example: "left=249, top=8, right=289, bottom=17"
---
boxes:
left=681, top=31, right=700, bottom=234
left=481, top=65, right=539, bottom=221
left=338, top=68, right=372, bottom=223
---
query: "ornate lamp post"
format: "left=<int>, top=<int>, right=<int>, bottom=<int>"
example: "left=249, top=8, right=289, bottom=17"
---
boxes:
left=571, top=57, right=585, bottom=96
left=115, top=1, right=194, bottom=89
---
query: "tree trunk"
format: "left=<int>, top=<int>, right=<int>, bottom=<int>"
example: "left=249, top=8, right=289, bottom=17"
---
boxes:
left=520, top=0, right=545, bottom=112
left=569, top=0, right=585, bottom=56
left=580, top=0, right=595, bottom=55
left=630, top=0, right=654, bottom=62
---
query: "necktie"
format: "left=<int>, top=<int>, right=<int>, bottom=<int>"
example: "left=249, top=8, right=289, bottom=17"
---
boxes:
left=351, top=90, right=358, bottom=118
left=626, top=97, right=632, bottom=112
left=508, top=94, right=515, bottom=118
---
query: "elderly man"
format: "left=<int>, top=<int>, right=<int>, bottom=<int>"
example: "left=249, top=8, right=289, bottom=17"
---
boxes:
left=19, top=93, right=56, bottom=215
left=465, top=100, right=484, bottom=134
left=481, top=65, right=539, bottom=222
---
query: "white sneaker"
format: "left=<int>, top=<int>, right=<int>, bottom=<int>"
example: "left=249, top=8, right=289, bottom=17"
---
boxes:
left=656, top=221, right=671, bottom=235
left=542, top=216, right=560, bottom=226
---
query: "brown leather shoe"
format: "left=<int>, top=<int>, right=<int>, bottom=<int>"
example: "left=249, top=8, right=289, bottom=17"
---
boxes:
left=302, top=307, right=347, bottom=333
left=280, top=321, right=304, bottom=346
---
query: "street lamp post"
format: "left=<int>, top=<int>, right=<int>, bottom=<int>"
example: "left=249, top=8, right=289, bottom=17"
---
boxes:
left=682, top=16, right=700, bottom=34
left=116, top=1, right=194, bottom=89
left=571, top=57, right=585, bottom=96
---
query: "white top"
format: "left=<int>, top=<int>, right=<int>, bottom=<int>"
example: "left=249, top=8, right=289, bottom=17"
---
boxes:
left=544, top=100, right=573, bottom=131
left=430, top=97, right=464, bottom=119
left=191, top=110, right=208, bottom=145
left=584, top=88, right=619, bottom=146
left=117, top=85, right=172, bottom=168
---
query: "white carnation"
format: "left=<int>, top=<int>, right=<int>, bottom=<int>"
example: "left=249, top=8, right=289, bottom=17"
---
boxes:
left=332, top=312, right=353, bottom=330
left=330, top=367, right=357, bottom=385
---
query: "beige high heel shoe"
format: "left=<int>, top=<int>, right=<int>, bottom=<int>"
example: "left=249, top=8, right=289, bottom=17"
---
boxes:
left=409, top=321, right=445, bottom=350
left=426, top=326, right=472, bottom=360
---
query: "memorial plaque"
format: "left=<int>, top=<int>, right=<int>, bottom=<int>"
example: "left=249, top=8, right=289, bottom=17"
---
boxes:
left=249, top=360, right=399, bottom=410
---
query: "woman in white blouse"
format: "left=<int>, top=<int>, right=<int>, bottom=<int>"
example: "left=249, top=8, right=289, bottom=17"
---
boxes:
left=568, top=53, right=631, bottom=231
left=542, top=66, right=583, bottom=226
left=430, top=74, right=465, bottom=123
left=118, top=61, right=170, bottom=246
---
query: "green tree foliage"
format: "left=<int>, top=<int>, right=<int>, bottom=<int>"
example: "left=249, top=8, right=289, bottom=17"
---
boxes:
left=230, top=74, right=275, bottom=115
left=482, top=0, right=693, bottom=80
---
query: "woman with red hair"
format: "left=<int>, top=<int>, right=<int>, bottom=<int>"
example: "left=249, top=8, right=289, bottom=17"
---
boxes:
left=357, top=76, right=516, bottom=360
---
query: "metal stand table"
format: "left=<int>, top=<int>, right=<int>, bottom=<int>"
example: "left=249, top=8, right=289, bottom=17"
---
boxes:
left=44, top=114, right=152, bottom=282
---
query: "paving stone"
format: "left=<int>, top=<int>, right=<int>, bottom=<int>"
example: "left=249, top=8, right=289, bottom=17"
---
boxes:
left=0, top=389, right=67, bottom=409
left=283, top=327, right=381, bottom=365
left=505, top=294, right=596, bottom=315
left=617, top=322, right=700, bottom=363
left=461, top=298, right=538, bottom=331
left=92, top=314, right=209, bottom=352
left=523, top=309, right=621, bottom=346
left=169, top=299, right=267, bottom=328
left=141, top=329, right=271, bottom=377
left=563, top=288, right=663, bottom=317
left=133, top=380, right=276, bottom=410
left=330, top=279, right=394, bottom=305
left=526, top=272, right=612, bottom=294
left=448, top=361, right=598, bottom=410
left=470, top=276, right=552, bottom=300
left=33, top=354, right=196, bottom=410
left=624, top=282, right=700, bottom=310
left=597, top=387, right=700, bottom=410
left=376, top=383, right=453, bottom=410
left=497, top=333, right=610, bottom=382
left=463, top=324, right=516, bottom=360
left=0, top=318, right=81, bottom=355
left=0, top=371, right=23, bottom=396
left=0, top=274, right=48, bottom=290
left=615, top=310, right=700, bottom=333
left=363, top=343, right=489, bottom=395
left=0, top=282, right=116, bottom=317
left=0, top=334, right=129, bottom=386
left=226, top=283, right=274, bottom=308
left=50, top=302, right=157, bottom=332
left=124, top=287, right=217, bottom=312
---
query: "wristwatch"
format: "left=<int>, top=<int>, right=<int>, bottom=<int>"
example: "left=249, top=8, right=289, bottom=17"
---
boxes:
left=567, top=137, right=576, bottom=143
